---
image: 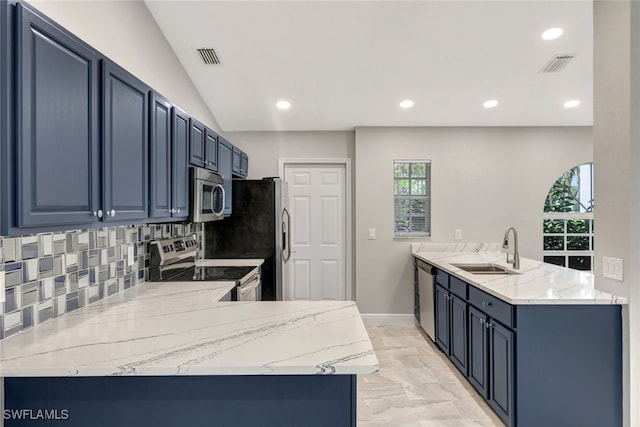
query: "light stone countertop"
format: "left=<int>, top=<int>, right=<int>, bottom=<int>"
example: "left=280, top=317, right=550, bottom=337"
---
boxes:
left=413, top=250, right=628, bottom=305
left=0, top=278, right=378, bottom=377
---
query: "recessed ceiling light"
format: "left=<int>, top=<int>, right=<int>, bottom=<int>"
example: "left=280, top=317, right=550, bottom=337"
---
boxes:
left=483, top=100, right=499, bottom=109
left=542, top=27, right=563, bottom=40
left=276, top=100, right=291, bottom=110
left=564, top=100, right=580, bottom=108
left=399, top=100, right=414, bottom=109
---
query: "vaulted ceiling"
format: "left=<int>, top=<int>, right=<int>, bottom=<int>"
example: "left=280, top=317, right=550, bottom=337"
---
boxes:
left=145, top=1, right=593, bottom=131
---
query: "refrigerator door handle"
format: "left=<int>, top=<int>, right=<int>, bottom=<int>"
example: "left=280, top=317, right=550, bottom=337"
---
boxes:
left=282, top=208, right=291, bottom=262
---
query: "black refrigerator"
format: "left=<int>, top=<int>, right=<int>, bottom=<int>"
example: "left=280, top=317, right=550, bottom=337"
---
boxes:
left=204, top=178, right=290, bottom=301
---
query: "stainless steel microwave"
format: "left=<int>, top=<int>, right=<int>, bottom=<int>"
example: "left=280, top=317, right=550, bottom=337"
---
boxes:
left=189, top=167, right=225, bottom=222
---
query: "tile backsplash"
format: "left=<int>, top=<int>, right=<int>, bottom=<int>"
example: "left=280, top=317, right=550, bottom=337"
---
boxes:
left=0, top=223, right=202, bottom=341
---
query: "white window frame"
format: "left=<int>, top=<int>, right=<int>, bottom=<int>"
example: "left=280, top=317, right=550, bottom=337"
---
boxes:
left=542, top=212, right=594, bottom=271
left=393, top=159, right=431, bottom=238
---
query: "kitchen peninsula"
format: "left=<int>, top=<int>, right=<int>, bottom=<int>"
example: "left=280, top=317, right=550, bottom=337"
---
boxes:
left=0, top=279, right=378, bottom=427
left=412, top=244, right=626, bottom=427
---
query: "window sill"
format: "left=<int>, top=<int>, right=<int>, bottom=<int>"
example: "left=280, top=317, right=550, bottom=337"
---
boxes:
left=394, top=233, right=431, bottom=239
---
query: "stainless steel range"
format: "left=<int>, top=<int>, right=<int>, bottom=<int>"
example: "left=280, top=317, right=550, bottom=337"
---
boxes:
left=149, top=236, right=261, bottom=301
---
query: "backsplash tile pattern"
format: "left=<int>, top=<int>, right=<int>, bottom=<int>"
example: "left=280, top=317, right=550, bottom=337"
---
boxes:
left=0, top=223, right=202, bottom=341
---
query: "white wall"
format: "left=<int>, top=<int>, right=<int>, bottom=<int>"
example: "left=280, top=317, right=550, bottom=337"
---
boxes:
left=26, top=0, right=221, bottom=133
left=224, top=131, right=355, bottom=179
left=355, top=126, right=592, bottom=315
left=594, top=2, right=637, bottom=425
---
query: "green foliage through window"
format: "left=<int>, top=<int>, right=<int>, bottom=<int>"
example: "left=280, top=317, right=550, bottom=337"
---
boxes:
left=542, top=163, right=594, bottom=271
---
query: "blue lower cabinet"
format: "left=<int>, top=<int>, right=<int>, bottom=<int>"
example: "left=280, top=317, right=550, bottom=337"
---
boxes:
left=468, top=306, right=489, bottom=399
left=434, top=284, right=450, bottom=354
left=449, top=294, right=468, bottom=375
left=4, top=375, right=357, bottom=427
left=488, top=320, right=514, bottom=426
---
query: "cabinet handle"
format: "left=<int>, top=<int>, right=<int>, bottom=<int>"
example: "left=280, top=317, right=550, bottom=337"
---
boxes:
left=479, top=318, right=485, bottom=325
left=97, top=209, right=103, bottom=218
left=485, top=321, right=491, bottom=329
left=176, top=209, right=181, bottom=214
left=170, top=208, right=175, bottom=214
left=482, top=301, right=492, bottom=308
left=107, top=209, right=116, bottom=217
left=92, top=211, right=97, bottom=217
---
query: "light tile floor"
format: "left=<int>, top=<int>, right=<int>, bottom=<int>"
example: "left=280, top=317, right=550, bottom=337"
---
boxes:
left=358, top=324, right=505, bottom=427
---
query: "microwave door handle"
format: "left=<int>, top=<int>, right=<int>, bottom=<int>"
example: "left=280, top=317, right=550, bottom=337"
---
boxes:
left=214, top=187, right=218, bottom=215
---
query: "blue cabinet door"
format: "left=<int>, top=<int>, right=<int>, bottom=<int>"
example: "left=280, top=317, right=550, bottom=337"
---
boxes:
left=204, top=128, right=218, bottom=171
left=171, top=107, right=189, bottom=220
left=241, top=153, right=249, bottom=177
left=434, top=285, right=450, bottom=354
left=468, top=306, right=489, bottom=398
left=489, top=320, right=514, bottom=427
left=189, top=118, right=205, bottom=167
left=217, top=137, right=233, bottom=216
left=102, top=59, right=149, bottom=223
left=149, top=91, right=172, bottom=220
left=16, top=4, right=100, bottom=227
left=232, top=146, right=242, bottom=175
left=449, top=294, right=468, bottom=375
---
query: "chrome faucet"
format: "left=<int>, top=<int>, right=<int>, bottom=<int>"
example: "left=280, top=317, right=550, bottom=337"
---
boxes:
left=502, top=226, right=520, bottom=269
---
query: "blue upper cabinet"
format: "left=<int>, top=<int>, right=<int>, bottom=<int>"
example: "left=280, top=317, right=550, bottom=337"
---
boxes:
left=217, top=137, right=233, bottom=216
left=149, top=91, right=172, bottom=220
left=149, top=95, right=189, bottom=222
left=232, top=146, right=248, bottom=178
left=171, top=107, right=190, bottom=220
left=15, top=3, right=100, bottom=228
left=204, top=127, right=218, bottom=171
left=189, top=117, right=205, bottom=168
left=102, top=59, right=149, bottom=223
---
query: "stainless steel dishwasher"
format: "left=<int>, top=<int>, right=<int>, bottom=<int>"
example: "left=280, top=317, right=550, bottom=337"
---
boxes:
left=417, top=260, right=435, bottom=341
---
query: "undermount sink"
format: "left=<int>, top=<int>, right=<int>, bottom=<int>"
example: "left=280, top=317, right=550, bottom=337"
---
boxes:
left=451, top=263, right=518, bottom=275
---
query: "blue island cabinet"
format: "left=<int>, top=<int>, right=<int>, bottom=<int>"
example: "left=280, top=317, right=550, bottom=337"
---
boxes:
left=426, top=262, right=622, bottom=427
left=15, top=3, right=100, bottom=228
left=3, top=375, right=358, bottom=427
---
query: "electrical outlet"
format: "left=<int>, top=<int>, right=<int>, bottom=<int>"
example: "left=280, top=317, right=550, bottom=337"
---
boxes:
left=0, top=271, right=5, bottom=303
left=603, top=257, right=624, bottom=281
left=454, top=229, right=462, bottom=240
left=368, top=228, right=376, bottom=240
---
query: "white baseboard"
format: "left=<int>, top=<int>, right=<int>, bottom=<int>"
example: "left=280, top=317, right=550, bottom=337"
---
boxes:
left=360, top=313, right=417, bottom=327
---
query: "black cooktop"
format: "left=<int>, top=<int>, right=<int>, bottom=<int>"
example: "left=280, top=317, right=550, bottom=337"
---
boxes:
left=160, top=266, right=256, bottom=283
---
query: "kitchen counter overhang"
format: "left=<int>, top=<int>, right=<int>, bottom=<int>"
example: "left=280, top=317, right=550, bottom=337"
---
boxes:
left=0, top=279, right=377, bottom=427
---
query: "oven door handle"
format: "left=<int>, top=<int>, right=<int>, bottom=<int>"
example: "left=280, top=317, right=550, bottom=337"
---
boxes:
left=239, top=275, right=260, bottom=295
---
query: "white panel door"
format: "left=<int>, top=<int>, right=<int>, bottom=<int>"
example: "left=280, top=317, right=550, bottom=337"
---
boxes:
left=283, top=164, right=346, bottom=300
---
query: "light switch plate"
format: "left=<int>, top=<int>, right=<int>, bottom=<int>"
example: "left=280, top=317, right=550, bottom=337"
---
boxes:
left=127, top=246, right=135, bottom=267
left=603, top=257, right=624, bottom=281
left=454, top=229, right=462, bottom=240
left=0, top=271, right=5, bottom=303
left=368, top=228, right=376, bottom=240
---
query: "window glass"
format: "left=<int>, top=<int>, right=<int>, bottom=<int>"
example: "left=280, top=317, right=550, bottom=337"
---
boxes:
left=394, top=160, right=431, bottom=237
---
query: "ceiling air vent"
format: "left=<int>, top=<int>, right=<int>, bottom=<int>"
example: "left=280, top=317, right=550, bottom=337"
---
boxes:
left=196, top=48, right=221, bottom=65
left=540, top=54, right=577, bottom=73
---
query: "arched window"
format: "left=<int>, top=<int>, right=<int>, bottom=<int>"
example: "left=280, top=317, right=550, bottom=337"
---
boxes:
left=543, top=163, right=594, bottom=271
